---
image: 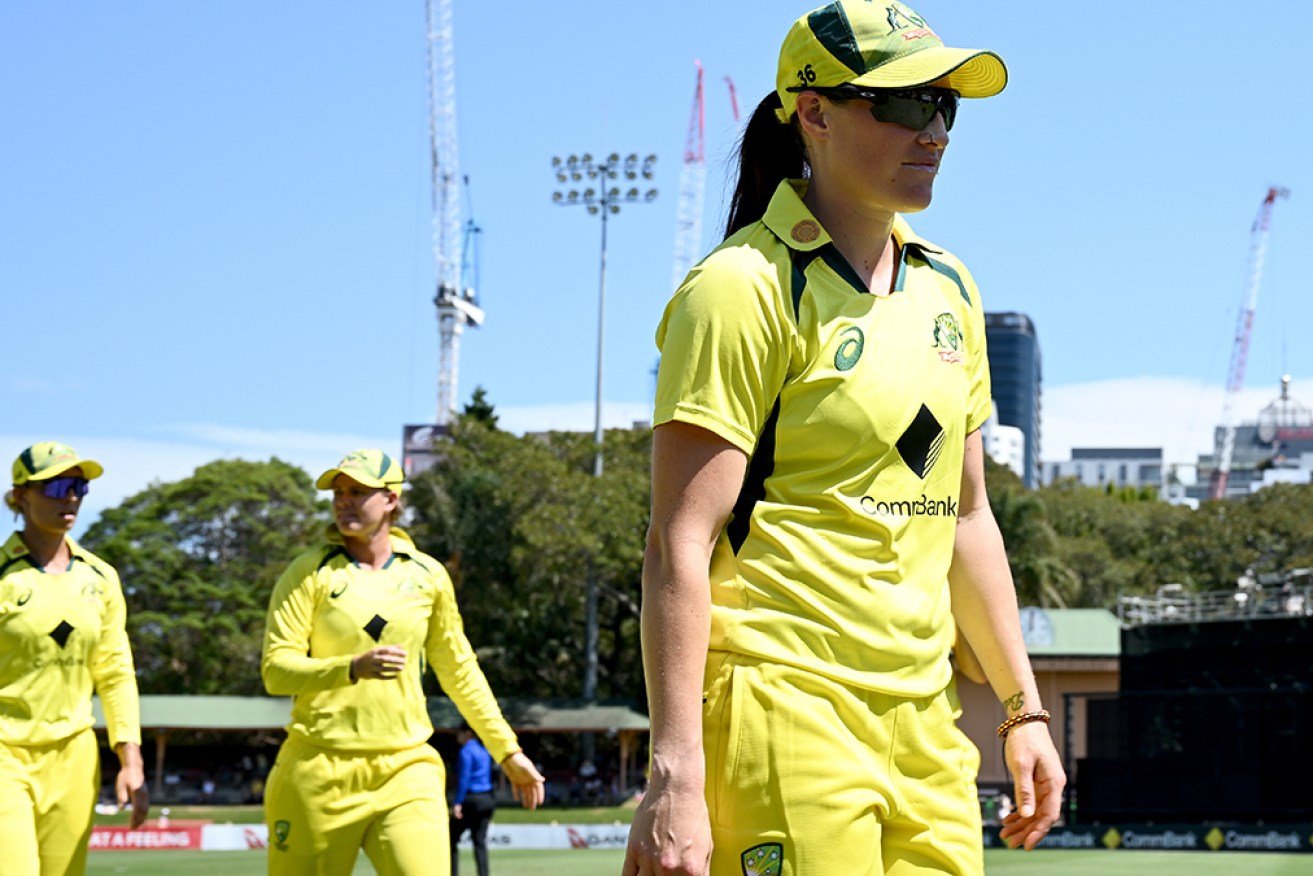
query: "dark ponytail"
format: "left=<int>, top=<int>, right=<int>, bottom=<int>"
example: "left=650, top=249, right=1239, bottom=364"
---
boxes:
left=724, top=92, right=808, bottom=239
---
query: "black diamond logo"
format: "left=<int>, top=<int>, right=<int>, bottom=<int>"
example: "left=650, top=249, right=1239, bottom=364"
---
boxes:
left=363, top=615, right=388, bottom=642
left=50, top=620, right=74, bottom=648
left=896, top=404, right=946, bottom=479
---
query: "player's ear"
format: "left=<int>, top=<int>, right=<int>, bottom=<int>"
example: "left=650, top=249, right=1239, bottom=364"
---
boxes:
left=795, top=92, right=830, bottom=139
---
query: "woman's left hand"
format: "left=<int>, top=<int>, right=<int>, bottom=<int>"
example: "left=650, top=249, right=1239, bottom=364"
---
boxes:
left=500, top=751, right=546, bottom=810
left=998, top=722, right=1066, bottom=850
left=115, top=742, right=150, bottom=828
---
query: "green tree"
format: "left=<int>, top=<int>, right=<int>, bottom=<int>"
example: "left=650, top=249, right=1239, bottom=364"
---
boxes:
left=82, top=458, right=326, bottom=695
left=463, top=385, right=499, bottom=428
left=983, top=458, right=1080, bottom=607
left=406, top=415, right=649, bottom=701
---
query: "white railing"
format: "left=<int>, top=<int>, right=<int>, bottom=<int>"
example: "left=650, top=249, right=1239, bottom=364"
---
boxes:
left=1118, top=583, right=1313, bottom=625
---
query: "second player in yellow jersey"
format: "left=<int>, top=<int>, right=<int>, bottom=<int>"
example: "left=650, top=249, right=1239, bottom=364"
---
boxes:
left=262, top=449, right=543, bottom=876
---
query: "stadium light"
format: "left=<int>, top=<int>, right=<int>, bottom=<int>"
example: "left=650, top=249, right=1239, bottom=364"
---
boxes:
left=549, top=152, right=657, bottom=705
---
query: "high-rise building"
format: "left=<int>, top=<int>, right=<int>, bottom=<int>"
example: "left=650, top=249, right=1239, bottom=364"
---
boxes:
left=1044, top=448, right=1163, bottom=491
left=984, top=312, right=1041, bottom=488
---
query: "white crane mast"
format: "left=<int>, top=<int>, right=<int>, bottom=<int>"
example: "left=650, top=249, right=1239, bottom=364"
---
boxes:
left=671, top=62, right=706, bottom=295
left=1210, top=186, right=1289, bottom=499
left=426, top=0, right=482, bottom=428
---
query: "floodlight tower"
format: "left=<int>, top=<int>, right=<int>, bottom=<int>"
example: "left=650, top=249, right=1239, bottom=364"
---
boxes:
left=427, top=0, right=483, bottom=428
left=550, top=153, right=658, bottom=478
left=550, top=152, right=656, bottom=710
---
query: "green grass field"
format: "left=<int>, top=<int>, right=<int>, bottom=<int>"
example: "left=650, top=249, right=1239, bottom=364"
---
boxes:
left=95, top=804, right=635, bottom=826
left=85, top=848, right=1313, bottom=875
left=89, top=808, right=1313, bottom=874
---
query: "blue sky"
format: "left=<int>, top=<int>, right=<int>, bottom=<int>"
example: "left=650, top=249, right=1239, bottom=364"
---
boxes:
left=4, top=1, right=1311, bottom=533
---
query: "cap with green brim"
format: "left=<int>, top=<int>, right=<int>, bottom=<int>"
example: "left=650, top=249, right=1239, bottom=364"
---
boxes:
left=315, top=449, right=405, bottom=491
left=12, top=441, right=104, bottom=485
left=776, top=0, right=1007, bottom=122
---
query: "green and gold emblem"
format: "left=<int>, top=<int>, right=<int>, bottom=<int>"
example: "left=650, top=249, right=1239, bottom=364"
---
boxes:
left=741, top=842, right=783, bottom=876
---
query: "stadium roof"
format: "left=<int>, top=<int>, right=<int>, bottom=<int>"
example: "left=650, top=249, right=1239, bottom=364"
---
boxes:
left=428, top=698, right=649, bottom=733
left=1021, top=608, right=1120, bottom=657
left=92, top=695, right=291, bottom=731
left=92, top=695, right=649, bottom=734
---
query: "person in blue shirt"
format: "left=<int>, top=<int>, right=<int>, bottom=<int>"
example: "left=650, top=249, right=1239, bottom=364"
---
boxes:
left=450, top=724, right=496, bottom=876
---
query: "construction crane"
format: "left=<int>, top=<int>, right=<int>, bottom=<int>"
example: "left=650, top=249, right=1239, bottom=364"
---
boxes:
left=1209, top=185, right=1289, bottom=500
left=670, top=64, right=742, bottom=295
left=670, top=62, right=707, bottom=296
left=426, top=0, right=483, bottom=428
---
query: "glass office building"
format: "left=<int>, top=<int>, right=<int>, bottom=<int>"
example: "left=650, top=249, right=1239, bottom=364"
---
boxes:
left=984, top=312, right=1041, bottom=488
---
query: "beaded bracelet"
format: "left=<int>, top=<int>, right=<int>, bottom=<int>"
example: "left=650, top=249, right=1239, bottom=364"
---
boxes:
left=997, top=709, right=1051, bottom=739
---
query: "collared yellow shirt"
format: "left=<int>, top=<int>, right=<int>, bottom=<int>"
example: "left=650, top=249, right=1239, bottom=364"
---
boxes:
left=262, top=528, right=519, bottom=759
left=655, top=179, right=992, bottom=698
left=0, top=532, right=141, bottom=747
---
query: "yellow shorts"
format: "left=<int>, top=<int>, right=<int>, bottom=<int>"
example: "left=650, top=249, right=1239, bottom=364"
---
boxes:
left=0, top=728, right=100, bottom=876
left=264, top=736, right=448, bottom=876
left=702, top=652, right=982, bottom=876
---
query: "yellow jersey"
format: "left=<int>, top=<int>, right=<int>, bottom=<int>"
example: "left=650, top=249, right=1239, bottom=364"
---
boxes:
left=0, top=532, right=141, bottom=747
left=655, top=180, right=992, bottom=698
left=262, top=528, right=519, bottom=759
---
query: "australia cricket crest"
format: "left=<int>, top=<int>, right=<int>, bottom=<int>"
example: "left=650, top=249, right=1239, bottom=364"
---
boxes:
left=741, top=842, right=783, bottom=876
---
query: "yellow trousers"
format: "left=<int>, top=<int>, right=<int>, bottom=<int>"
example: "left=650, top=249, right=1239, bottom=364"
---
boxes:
left=702, top=652, right=983, bottom=876
left=264, top=736, right=449, bottom=876
left=0, top=728, right=99, bottom=876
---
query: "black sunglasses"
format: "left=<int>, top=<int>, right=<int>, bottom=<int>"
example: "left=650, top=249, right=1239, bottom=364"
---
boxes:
left=794, top=85, right=959, bottom=132
left=39, top=476, right=90, bottom=499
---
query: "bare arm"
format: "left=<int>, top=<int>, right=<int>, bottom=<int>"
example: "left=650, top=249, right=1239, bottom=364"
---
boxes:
left=948, top=430, right=1066, bottom=850
left=623, top=422, right=747, bottom=876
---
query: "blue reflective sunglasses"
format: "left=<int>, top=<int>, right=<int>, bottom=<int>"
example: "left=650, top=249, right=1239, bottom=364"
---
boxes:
left=40, top=476, right=90, bottom=499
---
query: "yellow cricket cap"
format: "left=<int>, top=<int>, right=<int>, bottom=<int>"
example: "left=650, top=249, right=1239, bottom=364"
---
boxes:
left=315, top=449, right=405, bottom=491
left=12, top=441, right=104, bottom=485
left=776, top=1, right=1007, bottom=121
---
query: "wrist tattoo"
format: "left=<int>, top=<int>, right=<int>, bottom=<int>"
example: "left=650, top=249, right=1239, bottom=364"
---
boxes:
left=1003, top=691, right=1025, bottom=712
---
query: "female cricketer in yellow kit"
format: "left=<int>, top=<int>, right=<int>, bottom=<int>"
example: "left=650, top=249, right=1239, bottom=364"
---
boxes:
left=1, top=441, right=147, bottom=876
left=262, top=449, right=544, bottom=876
left=624, top=3, right=1065, bottom=875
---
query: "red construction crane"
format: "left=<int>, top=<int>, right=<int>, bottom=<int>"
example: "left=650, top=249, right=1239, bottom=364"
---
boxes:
left=670, top=62, right=707, bottom=296
left=1210, top=186, right=1290, bottom=500
left=670, top=63, right=742, bottom=296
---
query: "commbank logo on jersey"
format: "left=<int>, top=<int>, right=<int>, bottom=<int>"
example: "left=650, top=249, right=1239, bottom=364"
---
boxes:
left=363, top=614, right=388, bottom=642
left=860, top=403, right=958, bottom=517
left=50, top=620, right=74, bottom=648
left=834, top=326, right=864, bottom=371
left=897, top=404, right=946, bottom=479
left=932, top=312, right=964, bottom=364
left=741, top=842, right=783, bottom=876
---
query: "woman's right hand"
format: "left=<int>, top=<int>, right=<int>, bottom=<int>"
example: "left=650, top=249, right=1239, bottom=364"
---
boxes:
left=349, top=645, right=407, bottom=681
left=622, top=772, right=712, bottom=876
